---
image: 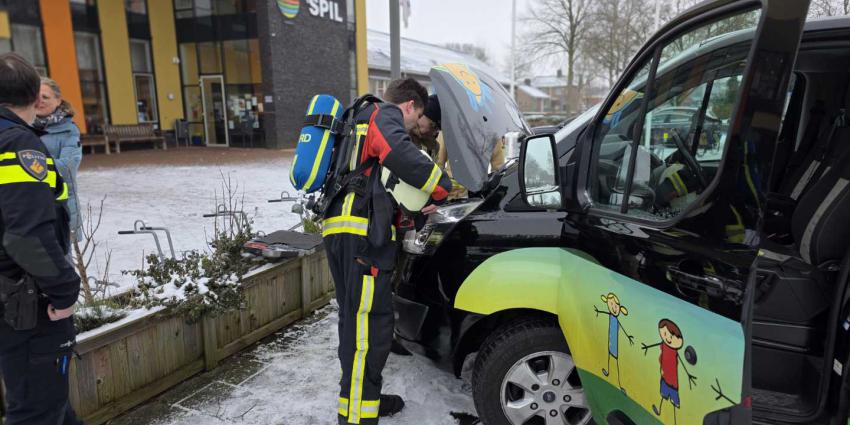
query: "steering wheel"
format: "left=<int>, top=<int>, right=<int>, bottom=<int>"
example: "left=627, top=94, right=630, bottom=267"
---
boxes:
left=667, top=129, right=708, bottom=189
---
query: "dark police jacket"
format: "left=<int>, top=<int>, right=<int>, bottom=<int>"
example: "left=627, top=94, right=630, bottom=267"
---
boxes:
left=323, top=102, right=452, bottom=270
left=0, top=106, right=80, bottom=310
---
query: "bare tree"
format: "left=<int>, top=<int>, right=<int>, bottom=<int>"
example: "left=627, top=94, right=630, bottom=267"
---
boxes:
left=73, top=197, right=108, bottom=304
left=810, top=0, right=850, bottom=17
left=520, top=0, right=592, bottom=88
left=583, top=0, right=655, bottom=86
left=444, top=43, right=492, bottom=65
left=503, top=48, right=534, bottom=83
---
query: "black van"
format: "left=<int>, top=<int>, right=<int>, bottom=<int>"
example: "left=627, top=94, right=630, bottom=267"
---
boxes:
left=393, top=1, right=850, bottom=424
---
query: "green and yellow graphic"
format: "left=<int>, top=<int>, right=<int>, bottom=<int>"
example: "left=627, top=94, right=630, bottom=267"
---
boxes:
left=455, top=248, right=745, bottom=424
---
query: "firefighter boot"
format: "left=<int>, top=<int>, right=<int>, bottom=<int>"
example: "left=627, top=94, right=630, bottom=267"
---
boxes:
left=379, top=394, right=405, bottom=417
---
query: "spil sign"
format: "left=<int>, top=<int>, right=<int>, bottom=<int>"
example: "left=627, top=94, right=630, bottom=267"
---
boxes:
left=307, top=0, right=344, bottom=22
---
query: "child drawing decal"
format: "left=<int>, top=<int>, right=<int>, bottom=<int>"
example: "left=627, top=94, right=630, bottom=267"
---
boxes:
left=641, top=319, right=697, bottom=425
left=594, top=292, right=634, bottom=393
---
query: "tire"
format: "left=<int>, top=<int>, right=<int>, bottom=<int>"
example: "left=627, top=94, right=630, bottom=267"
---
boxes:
left=472, top=319, right=594, bottom=425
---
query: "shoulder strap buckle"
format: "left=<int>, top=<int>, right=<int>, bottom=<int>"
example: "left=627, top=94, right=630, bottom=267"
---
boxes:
left=303, top=114, right=344, bottom=135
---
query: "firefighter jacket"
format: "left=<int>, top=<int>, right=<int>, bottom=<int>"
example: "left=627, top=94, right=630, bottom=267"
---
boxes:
left=0, top=106, right=80, bottom=310
left=323, top=102, right=452, bottom=269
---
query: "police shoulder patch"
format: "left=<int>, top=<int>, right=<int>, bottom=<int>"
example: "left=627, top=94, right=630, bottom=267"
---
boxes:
left=18, top=150, right=48, bottom=181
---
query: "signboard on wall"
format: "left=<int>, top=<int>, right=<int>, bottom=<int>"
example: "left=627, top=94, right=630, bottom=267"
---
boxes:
left=278, top=0, right=344, bottom=23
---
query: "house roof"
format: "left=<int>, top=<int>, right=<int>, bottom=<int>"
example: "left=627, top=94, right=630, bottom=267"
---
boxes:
left=367, top=30, right=509, bottom=85
left=531, top=76, right=568, bottom=88
left=518, top=85, right=549, bottom=99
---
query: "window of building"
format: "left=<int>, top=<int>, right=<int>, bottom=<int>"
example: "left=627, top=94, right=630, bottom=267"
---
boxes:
left=125, top=0, right=146, bottom=14
left=129, top=39, right=158, bottom=123
left=75, top=31, right=108, bottom=133
left=11, top=24, right=46, bottom=75
left=198, top=41, right=222, bottom=73
left=370, top=78, right=389, bottom=98
left=174, top=0, right=194, bottom=18
left=130, top=39, right=152, bottom=73
left=223, top=39, right=262, bottom=142
left=181, top=0, right=256, bottom=16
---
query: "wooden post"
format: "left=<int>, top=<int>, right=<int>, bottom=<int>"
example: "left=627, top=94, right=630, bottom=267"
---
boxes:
left=301, top=255, right=311, bottom=316
left=201, top=315, right=219, bottom=370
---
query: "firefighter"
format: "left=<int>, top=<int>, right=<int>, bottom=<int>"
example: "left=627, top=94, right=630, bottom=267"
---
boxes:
left=324, top=78, right=452, bottom=424
left=0, top=53, right=82, bottom=425
left=409, top=94, right=441, bottom=158
left=421, top=95, right=506, bottom=200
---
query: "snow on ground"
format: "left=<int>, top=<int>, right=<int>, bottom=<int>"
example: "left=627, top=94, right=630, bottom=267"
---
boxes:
left=145, top=303, right=477, bottom=425
left=76, top=149, right=301, bottom=292
left=80, top=149, right=478, bottom=425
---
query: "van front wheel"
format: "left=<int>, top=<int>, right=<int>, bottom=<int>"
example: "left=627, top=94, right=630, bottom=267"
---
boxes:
left=472, top=320, right=594, bottom=425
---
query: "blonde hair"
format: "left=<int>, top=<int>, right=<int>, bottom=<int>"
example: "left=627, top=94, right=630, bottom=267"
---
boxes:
left=601, top=293, right=628, bottom=315
left=40, top=77, right=75, bottom=117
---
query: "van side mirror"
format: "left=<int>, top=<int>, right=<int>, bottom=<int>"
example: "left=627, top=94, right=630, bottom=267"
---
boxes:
left=519, top=134, right=562, bottom=209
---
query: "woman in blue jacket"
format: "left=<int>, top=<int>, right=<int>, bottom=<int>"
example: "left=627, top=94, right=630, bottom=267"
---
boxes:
left=34, top=78, right=82, bottom=242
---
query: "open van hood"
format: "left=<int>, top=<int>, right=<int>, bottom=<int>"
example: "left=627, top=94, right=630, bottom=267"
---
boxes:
left=429, top=64, right=531, bottom=192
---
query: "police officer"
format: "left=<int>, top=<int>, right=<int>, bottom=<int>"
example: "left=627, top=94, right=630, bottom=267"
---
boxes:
left=0, top=53, right=83, bottom=425
left=324, top=78, right=451, bottom=424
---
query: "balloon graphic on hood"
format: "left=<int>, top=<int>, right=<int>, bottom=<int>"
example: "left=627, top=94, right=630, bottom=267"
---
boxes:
left=278, top=0, right=300, bottom=18
left=433, top=63, right=492, bottom=112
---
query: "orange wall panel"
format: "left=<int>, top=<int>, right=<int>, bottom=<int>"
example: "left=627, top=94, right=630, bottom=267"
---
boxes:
left=39, top=0, right=86, bottom=133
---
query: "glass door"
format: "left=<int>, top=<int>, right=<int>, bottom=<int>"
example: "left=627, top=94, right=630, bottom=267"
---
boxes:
left=200, top=75, right=229, bottom=147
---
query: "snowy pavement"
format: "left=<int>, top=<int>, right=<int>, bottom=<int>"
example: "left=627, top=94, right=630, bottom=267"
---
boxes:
left=113, top=303, right=478, bottom=425
left=76, top=148, right=302, bottom=292
left=79, top=149, right=478, bottom=425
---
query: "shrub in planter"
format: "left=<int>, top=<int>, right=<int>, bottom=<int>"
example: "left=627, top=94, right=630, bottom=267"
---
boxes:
left=125, top=229, right=253, bottom=323
left=75, top=299, right=127, bottom=333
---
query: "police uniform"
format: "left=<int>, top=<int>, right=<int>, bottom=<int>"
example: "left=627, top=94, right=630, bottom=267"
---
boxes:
left=0, top=106, right=82, bottom=425
left=324, top=102, right=451, bottom=425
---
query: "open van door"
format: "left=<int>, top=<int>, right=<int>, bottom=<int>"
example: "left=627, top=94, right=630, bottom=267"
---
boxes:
left=515, top=1, right=810, bottom=424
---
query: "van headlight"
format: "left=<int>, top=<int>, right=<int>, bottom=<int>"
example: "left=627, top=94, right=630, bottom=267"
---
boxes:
left=403, top=200, right=483, bottom=255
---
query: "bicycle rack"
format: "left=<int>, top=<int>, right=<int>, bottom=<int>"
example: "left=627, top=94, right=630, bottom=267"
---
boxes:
left=268, top=191, right=306, bottom=231
left=118, top=220, right=177, bottom=260
left=203, top=204, right=249, bottom=230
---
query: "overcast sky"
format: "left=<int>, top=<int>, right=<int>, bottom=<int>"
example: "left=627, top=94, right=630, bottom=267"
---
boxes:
left=366, top=0, right=549, bottom=76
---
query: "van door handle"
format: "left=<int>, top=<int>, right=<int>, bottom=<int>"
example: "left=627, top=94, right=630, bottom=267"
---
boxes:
left=668, top=266, right=744, bottom=304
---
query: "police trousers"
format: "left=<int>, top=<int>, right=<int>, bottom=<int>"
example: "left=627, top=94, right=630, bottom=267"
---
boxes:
left=0, top=307, right=82, bottom=425
left=325, top=233, right=394, bottom=425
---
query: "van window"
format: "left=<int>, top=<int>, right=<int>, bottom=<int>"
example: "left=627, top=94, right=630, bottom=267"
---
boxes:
left=590, top=9, right=759, bottom=221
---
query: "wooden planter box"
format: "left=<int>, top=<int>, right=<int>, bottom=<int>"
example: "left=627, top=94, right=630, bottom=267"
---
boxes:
left=65, top=250, right=333, bottom=425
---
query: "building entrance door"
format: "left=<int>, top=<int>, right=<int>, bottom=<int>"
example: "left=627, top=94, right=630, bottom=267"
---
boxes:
left=200, top=75, right=229, bottom=147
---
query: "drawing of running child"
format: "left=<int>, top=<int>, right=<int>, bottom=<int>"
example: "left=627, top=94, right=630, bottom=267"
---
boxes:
left=594, top=292, right=634, bottom=393
left=641, top=319, right=697, bottom=425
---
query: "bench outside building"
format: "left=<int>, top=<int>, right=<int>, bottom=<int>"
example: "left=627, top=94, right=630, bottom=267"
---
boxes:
left=88, top=124, right=167, bottom=154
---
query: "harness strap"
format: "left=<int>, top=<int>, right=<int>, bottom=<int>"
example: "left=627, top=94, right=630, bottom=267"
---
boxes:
left=303, top=114, right=344, bottom=135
